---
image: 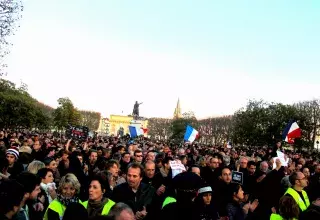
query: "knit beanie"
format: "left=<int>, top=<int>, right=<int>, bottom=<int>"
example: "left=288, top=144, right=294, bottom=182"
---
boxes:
left=6, top=148, right=19, bottom=160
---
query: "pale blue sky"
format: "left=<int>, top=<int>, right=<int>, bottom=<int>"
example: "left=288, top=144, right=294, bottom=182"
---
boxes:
left=5, top=0, right=320, bottom=118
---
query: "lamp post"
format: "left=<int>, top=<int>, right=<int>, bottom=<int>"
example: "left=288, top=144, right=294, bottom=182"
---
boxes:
left=317, top=140, right=319, bottom=152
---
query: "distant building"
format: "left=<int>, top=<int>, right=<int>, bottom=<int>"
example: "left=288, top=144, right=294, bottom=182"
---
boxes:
left=109, top=115, right=148, bottom=136
left=97, top=118, right=110, bottom=135
left=173, top=98, right=182, bottom=119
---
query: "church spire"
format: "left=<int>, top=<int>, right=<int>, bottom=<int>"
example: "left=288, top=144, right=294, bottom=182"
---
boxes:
left=173, top=98, right=182, bottom=119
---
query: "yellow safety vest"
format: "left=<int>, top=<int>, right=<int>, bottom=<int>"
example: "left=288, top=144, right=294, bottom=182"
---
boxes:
left=284, top=188, right=310, bottom=212
left=43, top=199, right=84, bottom=220
left=162, top=196, right=176, bottom=209
left=81, top=199, right=115, bottom=215
left=270, top=214, right=283, bottom=220
left=270, top=213, right=298, bottom=220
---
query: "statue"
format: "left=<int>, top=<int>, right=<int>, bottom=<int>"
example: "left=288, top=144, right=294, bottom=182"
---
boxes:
left=132, top=101, right=143, bottom=117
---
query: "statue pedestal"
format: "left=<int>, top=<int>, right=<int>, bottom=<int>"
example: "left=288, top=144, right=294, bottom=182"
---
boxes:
left=130, top=117, right=148, bottom=137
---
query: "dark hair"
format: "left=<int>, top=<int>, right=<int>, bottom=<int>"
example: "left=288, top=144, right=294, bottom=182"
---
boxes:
left=248, top=161, right=256, bottom=168
left=289, top=171, right=299, bottom=186
left=43, top=157, right=54, bottom=166
left=63, top=202, right=88, bottom=220
left=90, top=150, right=98, bottom=156
left=90, top=174, right=109, bottom=192
left=161, top=156, right=173, bottom=166
left=127, top=162, right=144, bottom=177
left=279, top=195, right=300, bottom=219
left=37, top=168, right=53, bottom=179
left=134, top=149, right=142, bottom=156
left=121, top=151, right=130, bottom=158
left=106, top=159, right=120, bottom=171
left=59, top=150, right=69, bottom=156
left=0, top=179, right=25, bottom=214
left=188, top=165, right=200, bottom=172
left=15, top=172, right=41, bottom=193
left=179, top=155, right=187, bottom=161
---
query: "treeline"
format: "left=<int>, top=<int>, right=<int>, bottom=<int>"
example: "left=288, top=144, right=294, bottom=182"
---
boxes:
left=0, top=79, right=101, bottom=131
left=148, top=100, right=320, bottom=149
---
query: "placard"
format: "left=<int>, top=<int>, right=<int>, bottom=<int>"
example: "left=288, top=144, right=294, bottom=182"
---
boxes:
left=272, top=151, right=289, bottom=169
left=170, top=160, right=186, bottom=178
left=65, top=125, right=89, bottom=141
left=231, top=171, right=243, bottom=185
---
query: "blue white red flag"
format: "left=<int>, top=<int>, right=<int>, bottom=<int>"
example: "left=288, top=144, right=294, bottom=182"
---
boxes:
left=184, top=125, right=199, bottom=143
left=282, top=121, right=301, bottom=144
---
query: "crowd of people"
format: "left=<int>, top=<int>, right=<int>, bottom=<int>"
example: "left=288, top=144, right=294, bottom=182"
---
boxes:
left=0, top=130, right=320, bottom=220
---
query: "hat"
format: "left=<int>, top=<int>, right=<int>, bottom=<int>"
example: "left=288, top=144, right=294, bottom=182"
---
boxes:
left=19, top=146, right=32, bottom=154
left=6, top=148, right=19, bottom=159
left=198, top=186, right=212, bottom=194
left=173, top=172, right=203, bottom=192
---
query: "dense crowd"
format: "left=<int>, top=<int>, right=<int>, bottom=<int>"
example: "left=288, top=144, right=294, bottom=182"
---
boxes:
left=0, top=130, right=320, bottom=220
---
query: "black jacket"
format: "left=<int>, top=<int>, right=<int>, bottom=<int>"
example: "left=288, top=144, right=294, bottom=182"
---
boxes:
left=111, top=182, right=156, bottom=213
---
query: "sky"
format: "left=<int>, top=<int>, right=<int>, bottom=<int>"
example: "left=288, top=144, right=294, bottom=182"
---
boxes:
left=4, top=0, right=320, bottom=119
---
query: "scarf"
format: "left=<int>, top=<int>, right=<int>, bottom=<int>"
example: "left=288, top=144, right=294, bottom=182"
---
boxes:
left=57, top=194, right=79, bottom=206
left=40, top=182, right=56, bottom=203
left=87, top=197, right=108, bottom=217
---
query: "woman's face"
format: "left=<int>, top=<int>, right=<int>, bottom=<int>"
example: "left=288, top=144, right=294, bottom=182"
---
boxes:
left=202, top=193, right=212, bottom=205
left=235, top=186, right=244, bottom=201
left=62, top=183, right=76, bottom=198
left=48, top=160, right=57, bottom=172
left=43, top=171, right=54, bottom=184
left=89, top=180, right=104, bottom=201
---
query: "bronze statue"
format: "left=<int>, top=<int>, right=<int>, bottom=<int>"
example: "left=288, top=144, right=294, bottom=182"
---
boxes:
left=133, top=101, right=143, bottom=117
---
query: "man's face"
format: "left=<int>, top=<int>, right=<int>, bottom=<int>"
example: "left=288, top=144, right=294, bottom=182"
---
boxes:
left=260, top=162, right=268, bottom=172
left=90, top=152, right=98, bottom=163
left=240, top=159, right=248, bottom=169
left=134, top=152, right=143, bottom=163
left=191, top=167, right=201, bottom=176
left=122, top=154, right=131, bottom=163
left=6, top=154, right=16, bottom=165
left=48, top=160, right=58, bottom=172
left=27, top=138, right=33, bottom=146
left=33, top=141, right=41, bottom=151
left=296, top=172, right=308, bottom=188
left=303, top=168, right=310, bottom=178
left=127, top=167, right=142, bottom=189
left=0, top=141, right=5, bottom=149
left=77, top=156, right=83, bottom=164
left=209, top=158, right=219, bottom=169
left=146, top=152, right=155, bottom=162
left=62, top=153, right=69, bottom=161
left=119, top=147, right=125, bottom=155
left=248, top=165, right=256, bottom=175
left=163, top=147, right=169, bottom=154
left=221, top=168, right=232, bottom=183
left=29, top=185, right=41, bottom=200
left=145, top=163, right=156, bottom=179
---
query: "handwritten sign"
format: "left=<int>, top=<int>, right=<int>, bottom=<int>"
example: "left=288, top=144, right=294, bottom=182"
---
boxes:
left=272, top=151, right=289, bottom=169
left=232, top=171, right=243, bottom=185
left=65, top=125, right=89, bottom=141
left=169, top=160, right=186, bottom=178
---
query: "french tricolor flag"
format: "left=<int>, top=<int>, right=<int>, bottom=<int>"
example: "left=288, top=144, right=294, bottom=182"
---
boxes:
left=184, top=125, right=199, bottom=143
left=282, top=121, right=302, bottom=144
left=129, top=126, right=148, bottom=138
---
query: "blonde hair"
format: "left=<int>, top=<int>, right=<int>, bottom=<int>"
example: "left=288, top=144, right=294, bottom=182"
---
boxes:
left=58, top=173, right=81, bottom=195
left=27, top=160, right=45, bottom=174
